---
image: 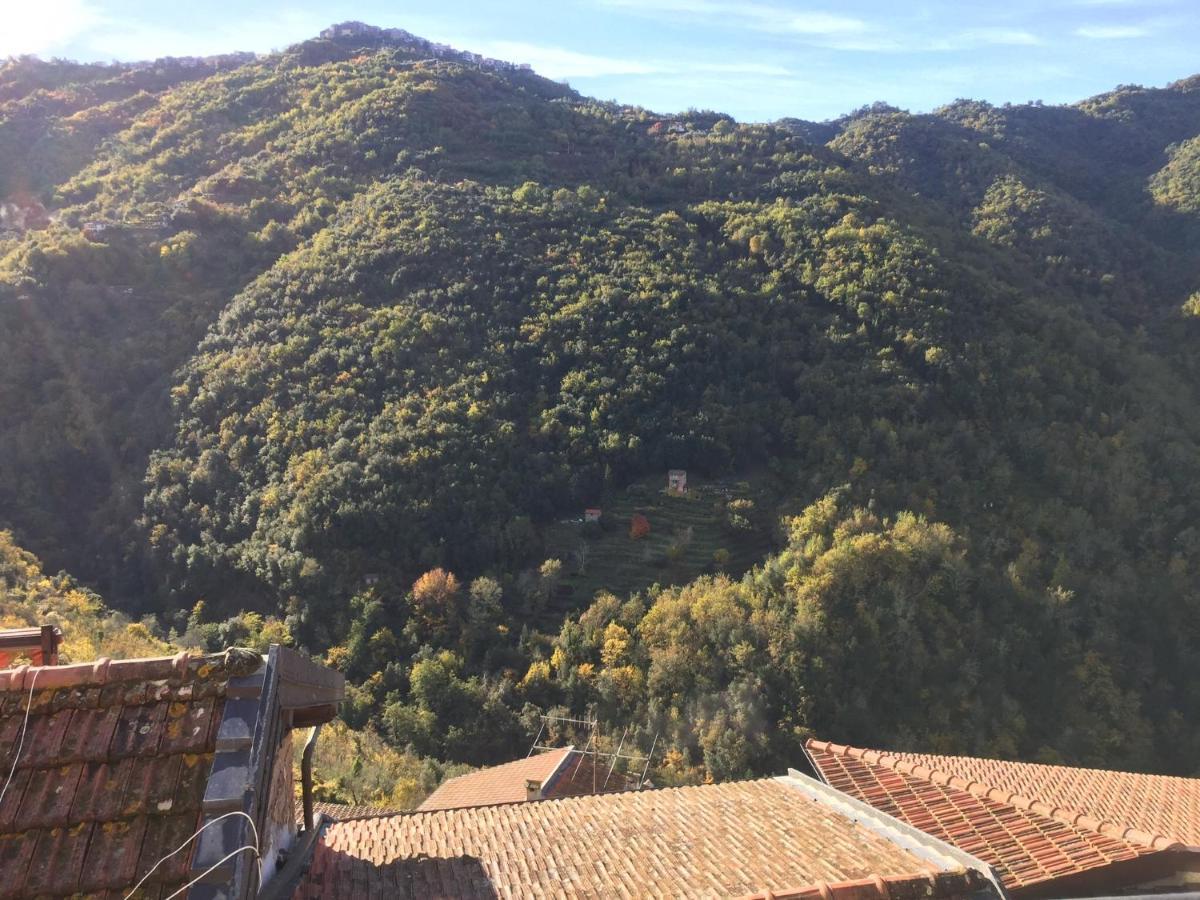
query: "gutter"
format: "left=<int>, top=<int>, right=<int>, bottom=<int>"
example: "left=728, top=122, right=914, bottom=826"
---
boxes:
left=301, top=724, right=322, bottom=833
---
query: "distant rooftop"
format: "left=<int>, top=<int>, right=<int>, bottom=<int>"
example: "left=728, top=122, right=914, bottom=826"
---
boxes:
left=417, top=745, right=633, bottom=812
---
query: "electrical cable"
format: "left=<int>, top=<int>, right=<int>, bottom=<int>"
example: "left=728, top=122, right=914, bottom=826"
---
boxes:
left=123, top=809, right=262, bottom=900
left=0, top=667, right=41, bottom=812
left=159, top=845, right=261, bottom=900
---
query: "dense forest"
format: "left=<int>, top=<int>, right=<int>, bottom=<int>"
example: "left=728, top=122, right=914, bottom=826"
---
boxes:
left=3, top=23, right=1200, bottom=792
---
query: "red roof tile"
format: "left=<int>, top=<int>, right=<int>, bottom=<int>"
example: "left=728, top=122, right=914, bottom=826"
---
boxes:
left=875, top=747, right=1200, bottom=848
left=294, top=778, right=987, bottom=899
left=806, top=740, right=1190, bottom=894
left=0, top=650, right=260, bottom=898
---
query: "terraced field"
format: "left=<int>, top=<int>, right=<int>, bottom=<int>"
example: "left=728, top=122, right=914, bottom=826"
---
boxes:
left=540, top=473, right=779, bottom=623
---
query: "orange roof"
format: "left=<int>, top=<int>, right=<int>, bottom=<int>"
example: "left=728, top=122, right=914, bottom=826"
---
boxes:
left=416, top=747, right=574, bottom=810
left=0, top=646, right=343, bottom=900
left=806, top=740, right=1194, bottom=895
left=293, top=777, right=987, bottom=899
left=416, top=746, right=634, bottom=812
left=876, top=747, right=1200, bottom=847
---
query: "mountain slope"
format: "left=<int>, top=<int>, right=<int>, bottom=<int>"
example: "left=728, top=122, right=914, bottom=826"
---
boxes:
left=3, top=25, right=1200, bottom=772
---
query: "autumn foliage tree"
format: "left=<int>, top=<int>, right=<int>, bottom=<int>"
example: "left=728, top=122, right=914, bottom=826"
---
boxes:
left=409, top=568, right=463, bottom=647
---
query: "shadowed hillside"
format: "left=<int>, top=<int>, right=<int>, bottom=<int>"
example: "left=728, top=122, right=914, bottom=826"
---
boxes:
left=3, top=24, right=1200, bottom=778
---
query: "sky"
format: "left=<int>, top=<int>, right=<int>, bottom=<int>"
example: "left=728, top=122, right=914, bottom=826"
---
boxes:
left=2, top=0, right=1197, bottom=122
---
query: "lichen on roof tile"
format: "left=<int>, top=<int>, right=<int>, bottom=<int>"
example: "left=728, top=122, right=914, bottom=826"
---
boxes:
left=0, top=650, right=259, bottom=898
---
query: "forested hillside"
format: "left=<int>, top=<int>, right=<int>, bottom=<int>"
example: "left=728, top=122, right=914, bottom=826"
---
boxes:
left=3, top=24, right=1200, bottom=784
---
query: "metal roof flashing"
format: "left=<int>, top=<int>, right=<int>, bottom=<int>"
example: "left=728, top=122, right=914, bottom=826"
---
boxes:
left=780, top=769, right=1008, bottom=899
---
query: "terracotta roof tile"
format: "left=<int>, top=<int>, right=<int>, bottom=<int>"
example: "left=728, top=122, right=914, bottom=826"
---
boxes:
left=294, top=778, right=986, bottom=899
left=806, top=740, right=1187, bottom=894
left=877, top=747, right=1200, bottom=848
left=307, top=802, right=406, bottom=823
left=416, top=747, right=637, bottom=814
left=0, top=650, right=260, bottom=898
left=416, top=747, right=575, bottom=811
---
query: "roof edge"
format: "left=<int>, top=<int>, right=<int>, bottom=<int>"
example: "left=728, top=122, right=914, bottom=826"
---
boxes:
left=400, top=776, right=805, bottom=819
left=805, top=739, right=1182, bottom=853
left=538, top=745, right=577, bottom=793
left=738, top=869, right=989, bottom=900
left=0, top=646, right=263, bottom=691
left=779, top=770, right=1006, bottom=899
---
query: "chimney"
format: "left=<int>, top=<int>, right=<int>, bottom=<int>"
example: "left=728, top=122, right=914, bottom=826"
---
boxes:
left=526, top=778, right=542, bottom=802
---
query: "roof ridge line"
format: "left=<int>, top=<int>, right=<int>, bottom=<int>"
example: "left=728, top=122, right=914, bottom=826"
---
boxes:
left=402, top=776, right=785, bottom=818
left=0, top=647, right=265, bottom=692
left=428, top=745, right=575, bottom=788
left=806, top=739, right=1180, bottom=852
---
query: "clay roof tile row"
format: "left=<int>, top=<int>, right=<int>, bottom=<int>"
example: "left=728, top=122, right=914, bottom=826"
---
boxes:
left=805, top=740, right=1193, bottom=894
left=871, top=746, right=1200, bottom=849
left=295, top=778, right=987, bottom=899
left=0, top=650, right=261, bottom=898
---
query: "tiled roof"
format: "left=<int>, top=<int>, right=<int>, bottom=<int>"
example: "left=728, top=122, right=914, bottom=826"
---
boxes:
left=877, top=747, right=1200, bottom=848
left=293, top=777, right=988, bottom=899
left=417, top=747, right=636, bottom=813
left=0, top=649, right=260, bottom=898
left=806, top=740, right=1186, bottom=894
left=416, top=748, right=574, bottom=811
left=309, top=802, right=405, bottom=822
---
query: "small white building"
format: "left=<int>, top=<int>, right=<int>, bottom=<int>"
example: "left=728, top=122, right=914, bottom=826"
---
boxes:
left=668, top=470, right=687, bottom=493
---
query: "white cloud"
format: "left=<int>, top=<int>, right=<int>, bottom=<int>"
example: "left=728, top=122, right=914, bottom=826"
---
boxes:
left=1, top=5, right=328, bottom=62
left=693, top=62, right=793, bottom=76
left=778, top=12, right=866, bottom=34
left=1074, top=24, right=1151, bottom=38
left=473, top=41, right=659, bottom=78
left=0, top=0, right=104, bottom=57
left=78, top=10, right=327, bottom=60
left=595, top=1, right=1047, bottom=53
left=474, top=40, right=795, bottom=80
left=598, top=0, right=866, bottom=36
left=955, top=28, right=1041, bottom=46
